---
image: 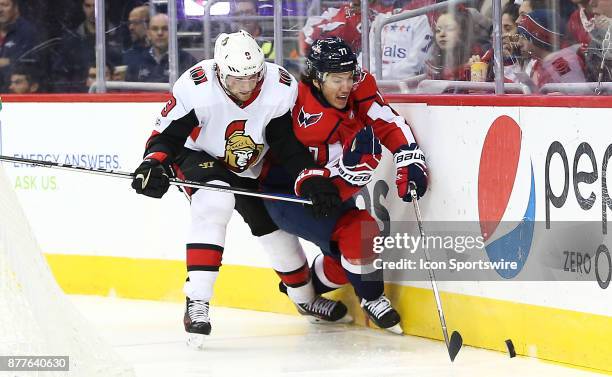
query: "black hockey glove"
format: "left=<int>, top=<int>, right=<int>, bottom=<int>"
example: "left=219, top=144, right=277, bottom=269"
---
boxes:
left=295, top=168, right=342, bottom=219
left=394, top=143, right=428, bottom=202
left=131, top=159, right=170, bottom=199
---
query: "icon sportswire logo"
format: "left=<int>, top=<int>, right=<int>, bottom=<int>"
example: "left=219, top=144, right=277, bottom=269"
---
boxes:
left=478, top=115, right=535, bottom=279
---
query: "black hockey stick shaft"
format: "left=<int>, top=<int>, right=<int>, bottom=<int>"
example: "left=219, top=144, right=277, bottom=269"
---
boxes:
left=409, top=183, right=463, bottom=362
left=0, top=155, right=312, bottom=205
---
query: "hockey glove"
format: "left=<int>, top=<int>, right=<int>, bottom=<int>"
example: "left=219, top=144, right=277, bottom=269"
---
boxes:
left=394, top=144, right=428, bottom=202
left=295, top=168, right=342, bottom=218
left=338, top=126, right=382, bottom=187
left=131, top=159, right=170, bottom=198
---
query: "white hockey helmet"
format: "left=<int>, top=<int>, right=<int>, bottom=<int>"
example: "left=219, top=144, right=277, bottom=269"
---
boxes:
left=214, top=30, right=266, bottom=89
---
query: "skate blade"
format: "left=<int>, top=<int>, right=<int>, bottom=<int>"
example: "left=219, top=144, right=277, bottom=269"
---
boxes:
left=186, top=333, right=206, bottom=349
left=384, top=323, right=404, bottom=335
left=306, top=313, right=354, bottom=325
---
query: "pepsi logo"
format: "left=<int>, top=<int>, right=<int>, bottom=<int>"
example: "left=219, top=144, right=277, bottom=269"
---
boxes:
left=478, top=115, right=535, bottom=278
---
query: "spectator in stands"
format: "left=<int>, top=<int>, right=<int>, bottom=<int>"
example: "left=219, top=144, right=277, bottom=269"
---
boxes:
left=366, top=13, right=434, bottom=79
left=0, top=0, right=38, bottom=91
left=502, top=1, right=520, bottom=35
left=592, top=0, right=612, bottom=16
left=567, top=0, right=595, bottom=48
left=499, top=1, right=536, bottom=82
left=85, top=64, right=113, bottom=91
left=517, top=9, right=586, bottom=88
left=124, top=13, right=196, bottom=83
left=426, top=8, right=485, bottom=81
left=112, top=5, right=148, bottom=86
left=230, top=0, right=275, bottom=59
left=583, top=0, right=612, bottom=82
left=51, top=0, right=122, bottom=92
left=8, top=64, right=40, bottom=93
left=228, top=0, right=300, bottom=75
left=104, top=0, right=148, bottom=50
left=126, top=5, right=149, bottom=51
left=112, top=65, right=127, bottom=81
left=231, top=0, right=261, bottom=38
left=475, top=1, right=528, bottom=83
left=591, top=0, right=612, bottom=28
left=300, top=0, right=400, bottom=56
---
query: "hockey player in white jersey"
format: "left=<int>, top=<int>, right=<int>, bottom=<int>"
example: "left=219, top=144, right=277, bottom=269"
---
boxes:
left=130, top=30, right=349, bottom=348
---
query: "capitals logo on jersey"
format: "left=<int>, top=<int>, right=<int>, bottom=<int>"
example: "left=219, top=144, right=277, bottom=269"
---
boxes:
left=298, top=106, right=323, bottom=128
left=221, top=120, right=264, bottom=173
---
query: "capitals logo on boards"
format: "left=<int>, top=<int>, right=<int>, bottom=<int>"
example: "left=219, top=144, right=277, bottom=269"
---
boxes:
left=478, top=115, right=535, bottom=278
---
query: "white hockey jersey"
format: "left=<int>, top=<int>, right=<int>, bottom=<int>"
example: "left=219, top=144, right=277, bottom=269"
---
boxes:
left=151, top=60, right=298, bottom=178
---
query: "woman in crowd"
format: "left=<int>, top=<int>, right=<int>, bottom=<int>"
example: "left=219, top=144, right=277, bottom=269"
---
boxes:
left=426, top=8, right=485, bottom=81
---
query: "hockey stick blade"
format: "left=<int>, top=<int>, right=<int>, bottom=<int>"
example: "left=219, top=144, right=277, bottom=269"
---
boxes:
left=0, top=154, right=312, bottom=205
left=448, top=331, right=463, bottom=362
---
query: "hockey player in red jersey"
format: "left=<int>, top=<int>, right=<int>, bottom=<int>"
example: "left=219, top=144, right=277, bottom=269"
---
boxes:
left=262, top=37, right=428, bottom=334
left=130, top=30, right=348, bottom=348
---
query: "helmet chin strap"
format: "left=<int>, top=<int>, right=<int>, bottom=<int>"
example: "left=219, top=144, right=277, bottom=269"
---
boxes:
left=215, top=64, right=237, bottom=100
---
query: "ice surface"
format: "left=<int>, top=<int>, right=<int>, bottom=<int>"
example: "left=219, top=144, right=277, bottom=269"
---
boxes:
left=70, top=296, right=607, bottom=377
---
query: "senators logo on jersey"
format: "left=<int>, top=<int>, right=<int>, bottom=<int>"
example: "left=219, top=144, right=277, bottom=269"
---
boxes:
left=221, top=120, right=264, bottom=172
left=298, top=107, right=323, bottom=128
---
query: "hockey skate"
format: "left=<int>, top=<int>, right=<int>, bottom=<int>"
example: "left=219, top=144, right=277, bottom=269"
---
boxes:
left=361, top=294, right=403, bottom=335
left=184, top=297, right=211, bottom=349
left=280, top=282, right=353, bottom=324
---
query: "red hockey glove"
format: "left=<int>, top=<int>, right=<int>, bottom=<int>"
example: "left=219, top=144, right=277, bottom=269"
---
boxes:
left=394, top=144, right=428, bottom=202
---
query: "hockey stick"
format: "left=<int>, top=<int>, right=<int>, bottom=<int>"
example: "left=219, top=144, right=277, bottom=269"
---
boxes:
left=0, top=155, right=312, bottom=205
left=409, top=183, right=463, bottom=362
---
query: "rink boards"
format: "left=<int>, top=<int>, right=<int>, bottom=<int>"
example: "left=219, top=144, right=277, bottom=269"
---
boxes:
left=0, top=94, right=610, bottom=373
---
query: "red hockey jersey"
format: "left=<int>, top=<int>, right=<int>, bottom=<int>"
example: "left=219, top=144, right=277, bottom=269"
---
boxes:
left=300, top=3, right=395, bottom=54
left=291, top=70, right=417, bottom=200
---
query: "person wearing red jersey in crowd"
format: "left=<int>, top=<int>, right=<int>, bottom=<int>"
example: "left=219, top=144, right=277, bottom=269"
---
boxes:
left=517, top=9, right=586, bottom=88
left=567, top=0, right=595, bottom=48
left=261, top=37, right=428, bottom=334
left=426, top=8, right=486, bottom=82
left=299, top=0, right=398, bottom=55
